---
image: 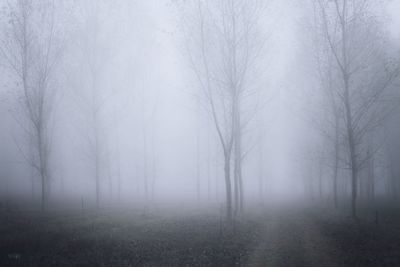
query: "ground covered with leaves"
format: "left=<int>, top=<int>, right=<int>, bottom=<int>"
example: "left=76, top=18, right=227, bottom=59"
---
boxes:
left=0, top=207, right=262, bottom=266
left=2, top=204, right=400, bottom=266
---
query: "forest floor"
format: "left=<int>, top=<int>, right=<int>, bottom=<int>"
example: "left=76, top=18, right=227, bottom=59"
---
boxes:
left=1, top=203, right=400, bottom=266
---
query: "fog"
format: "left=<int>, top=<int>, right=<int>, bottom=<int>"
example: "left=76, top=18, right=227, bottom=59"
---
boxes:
left=0, top=0, right=399, bottom=208
left=0, top=1, right=400, bottom=266
left=0, top=0, right=309, bottom=205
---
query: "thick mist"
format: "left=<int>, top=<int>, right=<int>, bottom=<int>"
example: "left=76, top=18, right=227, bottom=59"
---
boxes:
left=0, top=1, right=400, bottom=266
left=0, top=0, right=399, bottom=208
left=0, top=0, right=310, bottom=206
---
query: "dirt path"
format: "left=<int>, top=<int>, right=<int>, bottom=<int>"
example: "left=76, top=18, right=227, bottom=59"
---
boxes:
left=248, top=210, right=344, bottom=267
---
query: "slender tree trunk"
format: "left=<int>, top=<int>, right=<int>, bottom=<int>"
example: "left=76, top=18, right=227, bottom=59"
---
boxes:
left=31, top=172, right=35, bottom=200
left=233, top=162, right=239, bottom=216
left=41, top=176, right=45, bottom=210
left=115, top=107, right=121, bottom=202
left=117, top=162, right=121, bottom=202
left=340, top=1, right=358, bottom=218
left=215, top=152, right=219, bottom=201
left=95, top=152, right=100, bottom=208
left=319, top=158, right=323, bottom=200
left=94, top=112, right=100, bottom=208
left=108, top=159, right=113, bottom=200
left=258, top=144, right=264, bottom=202
left=40, top=149, right=47, bottom=211
left=370, top=166, right=375, bottom=203
left=309, top=163, right=314, bottom=201
left=38, top=127, right=47, bottom=212
left=233, top=99, right=243, bottom=215
left=342, top=72, right=358, bottom=218
left=367, top=147, right=375, bottom=204
left=346, top=106, right=357, bottom=217
left=60, top=171, right=65, bottom=196
left=349, top=130, right=357, bottom=218
left=238, top=167, right=243, bottom=212
left=151, top=134, right=156, bottom=202
left=333, top=115, right=339, bottom=209
left=224, top=151, right=232, bottom=221
left=143, top=133, right=148, bottom=202
left=207, top=164, right=211, bottom=201
left=41, top=171, right=45, bottom=211
left=196, top=122, right=200, bottom=202
left=142, top=101, right=149, bottom=203
left=196, top=99, right=201, bottom=202
left=390, top=158, right=397, bottom=199
left=207, top=143, right=211, bottom=201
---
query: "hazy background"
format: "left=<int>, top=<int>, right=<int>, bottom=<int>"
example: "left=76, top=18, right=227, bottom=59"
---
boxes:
left=0, top=0, right=399, bottom=207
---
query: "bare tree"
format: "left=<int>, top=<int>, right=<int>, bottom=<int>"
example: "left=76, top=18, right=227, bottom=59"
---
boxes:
left=71, top=0, right=116, bottom=208
left=179, top=0, right=268, bottom=220
left=1, top=0, right=63, bottom=211
left=138, top=80, right=160, bottom=205
left=304, top=3, right=344, bottom=208
left=180, top=1, right=235, bottom=219
left=313, top=0, right=399, bottom=217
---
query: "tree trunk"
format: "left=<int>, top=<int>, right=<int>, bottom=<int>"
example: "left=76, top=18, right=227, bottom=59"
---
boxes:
left=95, top=154, right=100, bottom=208
left=207, top=149, right=211, bottom=201
left=238, top=168, right=244, bottom=212
left=143, top=125, right=149, bottom=203
left=333, top=115, right=339, bottom=209
left=41, top=172, right=46, bottom=211
left=233, top=99, right=243, bottom=215
left=196, top=125, right=200, bottom=202
left=233, top=163, right=239, bottom=216
left=38, top=127, right=47, bottom=212
left=224, top=151, right=232, bottom=221
left=345, top=105, right=357, bottom=217
left=319, top=158, right=323, bottom=200
left=31, top=173, right=35, bottom=200
left=95, top=126, right=100, bottom=208
left=390, top=158, right=397, bottom=199
left=344, top=76, right=358, bottom=218
left=196, top=99, right=200, bottom=202
left=367, top=147, right=375, bottom=204
left=259, top=149, right=264, bottom=202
